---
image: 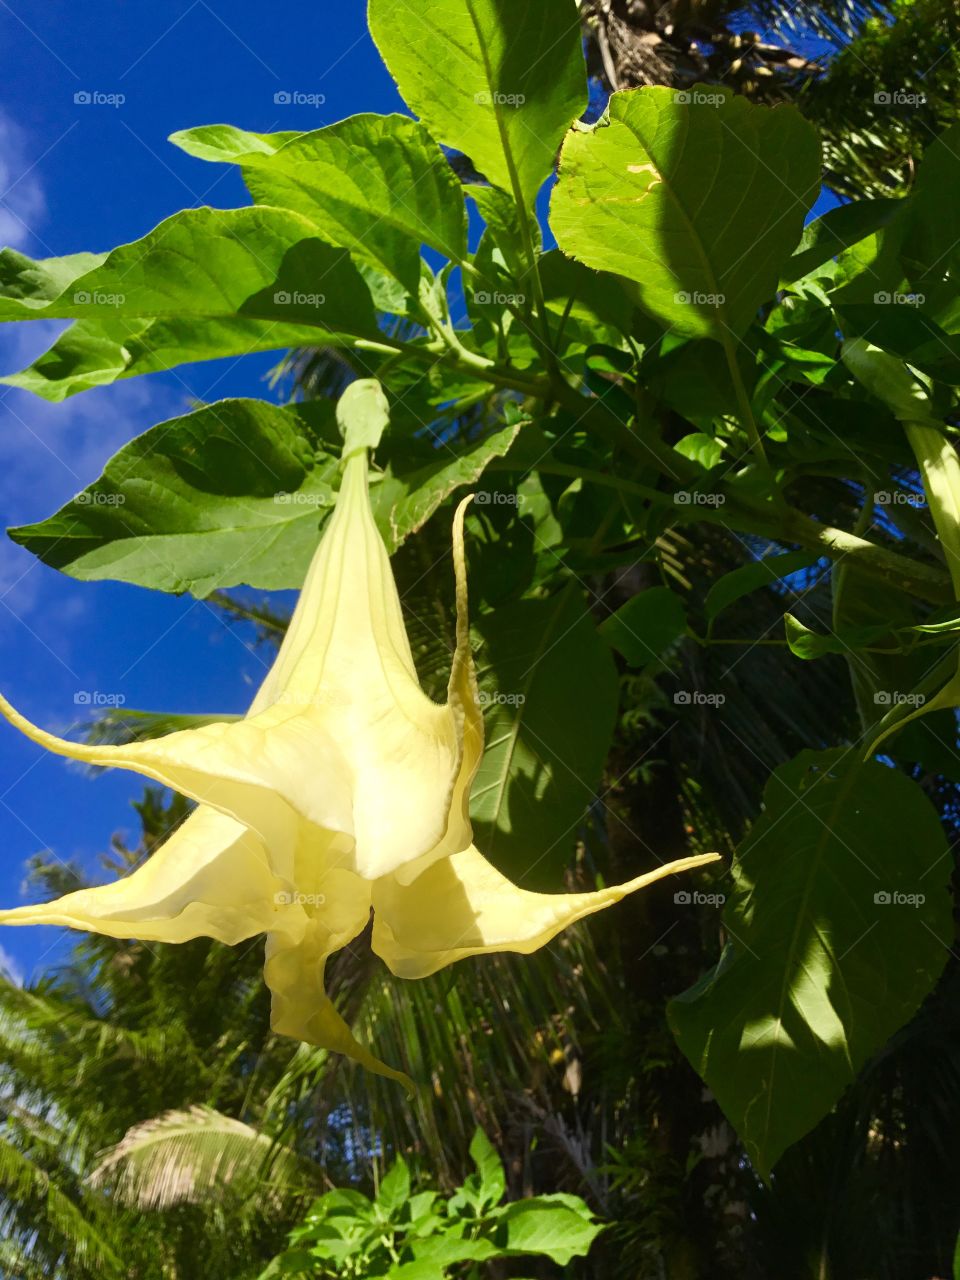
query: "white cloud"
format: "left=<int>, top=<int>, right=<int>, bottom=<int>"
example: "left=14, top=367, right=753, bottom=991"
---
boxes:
left=0, top=943, right=24, bottom=987
left=0, top=110, right=47, bottom=251
left=0, top=120, right=182, bottom=624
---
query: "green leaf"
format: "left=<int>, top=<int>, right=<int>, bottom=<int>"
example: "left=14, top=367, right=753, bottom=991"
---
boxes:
left=669, top=749, right=953, bottom=1178
left=375, top=421, right=520, bottom=554
left=11, top=400, right=516, bottom=595
left=0, top=247, right=106, bottom=308
left=494, top=1196, right=603, bottom=1264
left=835, top=122, right=960, bottom=333
left=0, top=207, right=379, bottom=337
left=835, top=304, right=960, bottom=385
left=783, top=612, right=891, bottom=660
left=599, top=586, right=687, bottom=666
left=781, top=198, right=900, bottom=285
left=704, top=552, right=819, bottom=624
left=537, top=249, right=635, bottom=334
left=468, top=1128, right=505, bottom=1209
left=9, top=399, right=339, bottom=596
left=169, top=123, right=302, bottom=162
left=377, top=1157, right=411, bottom=1218
left=177, top=115, right=468, bottom=295
left=0, top=312, right=332, bottom=402
left=369, top=0, right=587, bottom=207
left=468, top=185, right=541, bottom=285
left=470, top=589, right=619, bottom=886
left=550, top=86, right=820, bottom=339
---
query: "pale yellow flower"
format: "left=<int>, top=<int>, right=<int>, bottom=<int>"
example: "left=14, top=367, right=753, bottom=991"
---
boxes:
left=0, top=380, right=718, bottom=1085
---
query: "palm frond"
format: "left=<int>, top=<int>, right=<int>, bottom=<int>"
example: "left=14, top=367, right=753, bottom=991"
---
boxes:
left=88, top=1105, right=318, bottom=1211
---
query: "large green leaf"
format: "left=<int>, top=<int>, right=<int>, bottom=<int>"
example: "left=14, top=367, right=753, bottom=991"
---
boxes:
left=0, top=206, right=379, bottom=336
left=10, top=399, right=339, bottom=595
left=835, top=122, right=960, bottom=333
left=368, top=0, right=587, bottom=207
left=375, top=421, right=520, bottom=553
left=495, top=1195, right=603, bottom=1264
left=10, top=399, right=518, bottom=595
left=0, top=313, right=333, bottom=402
left=599, top=586, right=687, bottom=666
left=470, top=589, right=619, bottom=886
left=0, top=247, right=106, bottom=307
left=669, top=748, right=952, bottom=1178
left=550, top=86, right=820, bottom=339
left=173, top=114, right=467, bottom=294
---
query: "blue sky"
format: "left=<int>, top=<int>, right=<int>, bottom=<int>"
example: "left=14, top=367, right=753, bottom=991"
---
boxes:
left=0, top=1, right=409, bottom=982
left=0, top=2, right=841, bottom=985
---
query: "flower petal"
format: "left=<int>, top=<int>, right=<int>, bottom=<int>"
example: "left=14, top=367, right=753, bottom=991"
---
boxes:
left=0, top=453, right=481, bottom=883
left=0, top=806, right=301, bottom=945
left=372, top=844, right=722, bottom=978
left=263, top=864, right=413, bottom=1090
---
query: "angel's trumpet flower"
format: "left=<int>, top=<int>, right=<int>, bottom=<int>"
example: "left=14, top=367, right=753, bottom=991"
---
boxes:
left=0, top=380, right=719, bottom=1085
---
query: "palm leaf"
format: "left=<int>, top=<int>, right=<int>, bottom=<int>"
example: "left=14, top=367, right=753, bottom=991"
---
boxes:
left=88, top=1105, right=318, bottom=1211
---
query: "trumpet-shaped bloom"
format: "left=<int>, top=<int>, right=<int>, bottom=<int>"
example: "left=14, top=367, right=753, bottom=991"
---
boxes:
left=0, top=380, right=719, bottom=1085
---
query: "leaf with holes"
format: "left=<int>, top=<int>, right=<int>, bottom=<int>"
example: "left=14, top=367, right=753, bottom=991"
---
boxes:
left=550, top=86, right=820, bottom=339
